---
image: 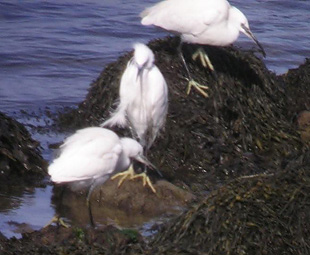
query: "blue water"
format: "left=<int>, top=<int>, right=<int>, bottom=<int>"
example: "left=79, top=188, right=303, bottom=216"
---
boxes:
left=0, top=0, right=309, bottom=238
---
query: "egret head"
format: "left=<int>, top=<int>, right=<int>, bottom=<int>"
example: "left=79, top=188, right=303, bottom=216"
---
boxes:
left=120, top=138, right=154, bottom=168
left=133, top=43, right=155, bottom=69
left=121, top=138, right=143, bottom=157
left=231, top=7, right=266, bottom=57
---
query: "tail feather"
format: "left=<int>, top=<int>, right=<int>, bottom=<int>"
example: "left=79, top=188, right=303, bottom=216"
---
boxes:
left=101, top=106, right=127, bottom=128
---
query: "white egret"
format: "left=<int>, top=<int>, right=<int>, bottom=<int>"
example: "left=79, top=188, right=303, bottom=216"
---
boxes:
left=141, top=0, right=266, bottom=97
left=102, top=43, right=168, bottom=192
left=48, top=127, right=151, bottom=227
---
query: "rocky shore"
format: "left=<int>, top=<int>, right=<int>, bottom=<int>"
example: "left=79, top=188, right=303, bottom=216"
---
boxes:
left=1, top=37, right=310, bottom=254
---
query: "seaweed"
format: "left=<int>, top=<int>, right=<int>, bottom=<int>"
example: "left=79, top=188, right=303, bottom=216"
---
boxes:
left=0, top=112, right=46, bottom=185
left=2, top=37, right=310, bottom=254
left=57, top=36, right=303, bottom=193
left=150, top=151, right=310, bottom=254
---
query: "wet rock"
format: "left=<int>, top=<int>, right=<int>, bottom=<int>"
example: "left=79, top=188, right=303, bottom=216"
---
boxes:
left=7, top=221, right=35, bottom=235
left=94, top=179, right=194, bottom=214
left=57, top=36, right=303, bottom=193
left=52, top=178, right=194, bottom=227
left=0, top=112, right=47, bottom=186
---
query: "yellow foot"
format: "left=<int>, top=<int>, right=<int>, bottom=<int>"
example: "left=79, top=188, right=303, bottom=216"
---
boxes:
left=192, top=48, right=215, bottom=71
left=111, top=164, right=135, bottom=187
left=44, top=215, right=70, bottom=228
left=130, top=172, right=156, bottom=193
left=187, top=79, right=209, bottom=98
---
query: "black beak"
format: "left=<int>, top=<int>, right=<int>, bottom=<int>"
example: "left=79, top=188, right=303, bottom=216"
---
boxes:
left=135, top=154, right=163, bottom=177
left=241, top=24, right=266, bottom=58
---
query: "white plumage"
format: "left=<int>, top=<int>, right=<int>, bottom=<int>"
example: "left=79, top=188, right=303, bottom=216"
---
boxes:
left=140, top=0, right=265, bottom=98
left=141, top=0, right=265, bottom=54
left=102, top=43, right=168, bottom=150
left=47, top=127, right=151, bottom=226
left=48, top=127, right=145, bottom=184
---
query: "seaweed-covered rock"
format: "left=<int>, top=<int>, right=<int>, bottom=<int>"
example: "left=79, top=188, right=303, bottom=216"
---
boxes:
left=281, top=59, right=310, bottom=144
left=2, top=37, right=310, bottom=254
left=149, top=151, right=310, bottom=254
left=3, top=152, right=310, bottom=255
left=281, top=58, right=310, bottom=122
left=0, top=225, right=145, bottom=255
left=0, top=112, right=46, bottom=185
left=57, top=37, right=303, bottom=192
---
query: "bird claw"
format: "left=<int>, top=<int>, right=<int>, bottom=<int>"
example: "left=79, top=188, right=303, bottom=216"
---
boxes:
left=130, top=172, right=156, bottom=193
left=192, top=48, right=215, bottom=71
left=44, top=215, right=70, bottom=228
left=112, top=165, right=156, bottom=193
left=111, top=165, right=135, bottom=187
left=187, top=79, right=209, bottom=98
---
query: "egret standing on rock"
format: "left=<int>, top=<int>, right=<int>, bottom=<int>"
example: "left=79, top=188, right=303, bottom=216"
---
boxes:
left=141, top=0, right=266, bottom=97
left=48, top=127, right=151, bottom=227
left=102, top=43, right=168, bottom=192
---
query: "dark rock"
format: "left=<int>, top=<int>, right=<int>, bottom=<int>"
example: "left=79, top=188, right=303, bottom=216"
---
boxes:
left=281, top=58, right=310, bottom=122
left=0, top=112, right=47, bottom=186
left=0, top=231, right=7, bottom=242
left=3, top=36, right=309, bottom=254
left=0, top=225, right=145, bottom=255
left=149, top=151, right=310, bottom=255
left=57, top=36, right=303, bottom=193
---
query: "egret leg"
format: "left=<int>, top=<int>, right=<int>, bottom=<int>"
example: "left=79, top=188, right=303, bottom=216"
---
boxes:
left=192, top=47, right=215, bottom=71
left=178, top=42, right=209, bottom=98
left=111, top=164, right=135, bottom=187
left=137, top=148, right=157, bottom=194
left=130, top=172, right=156, bottom=193
left=86, top=176, right=109, bottom=228
left=86, top=198, right=95, bottom=228
left=186, top=80, right=209, bottom=97
left=44, top=186, right=70, bottom=228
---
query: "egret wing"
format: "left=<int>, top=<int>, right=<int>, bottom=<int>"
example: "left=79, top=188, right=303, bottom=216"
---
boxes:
left=48, top=128, right=122, bottom=182
left=49, top=149, right=120, bottom=183
left=147, top=67, right=168, bottom=127
left=141, top=0, right=230, bottom=36
left=59, top=127, right=118, bottom=158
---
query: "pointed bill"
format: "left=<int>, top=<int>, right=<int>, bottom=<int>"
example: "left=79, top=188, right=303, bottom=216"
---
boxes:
left=241, top=24, right=266, bottom=57
left=135, top=154, right=163, bottom=177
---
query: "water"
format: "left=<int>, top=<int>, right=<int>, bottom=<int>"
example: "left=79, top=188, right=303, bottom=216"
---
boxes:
left=0, top=0, right=309, bottom=238
left=0, top=186, right=54, bottom=239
